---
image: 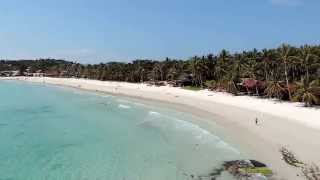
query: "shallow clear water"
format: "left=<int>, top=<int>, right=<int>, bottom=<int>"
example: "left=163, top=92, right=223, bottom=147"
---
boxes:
left=0, top=81, right=243, bottom=180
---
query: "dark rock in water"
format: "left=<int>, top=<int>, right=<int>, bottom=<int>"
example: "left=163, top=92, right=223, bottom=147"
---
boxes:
left=223, top=160, right=254, bottom=169
left=221, top=160, right=272, bottom=179
left=209, top=167, right=224, bottom=176
left=250, top=160, right=267, bottom=167
left=205, top=160, right=271, bottom=180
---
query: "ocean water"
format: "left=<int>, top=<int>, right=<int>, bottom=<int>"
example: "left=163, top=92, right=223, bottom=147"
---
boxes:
left=0, top=81, right=244, bottom=180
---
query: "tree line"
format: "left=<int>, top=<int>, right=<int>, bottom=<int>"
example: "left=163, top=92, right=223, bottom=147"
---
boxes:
left=1, top=44, right=319, bottom=106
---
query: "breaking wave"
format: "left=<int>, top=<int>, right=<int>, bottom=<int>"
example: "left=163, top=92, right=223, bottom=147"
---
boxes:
left=142, top=110, right=240, bottom=154
left=118, top=104, right=131, bottom=109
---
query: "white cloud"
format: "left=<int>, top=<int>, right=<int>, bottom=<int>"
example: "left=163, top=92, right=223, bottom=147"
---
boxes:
left=270, top=0, right=303, bottom=6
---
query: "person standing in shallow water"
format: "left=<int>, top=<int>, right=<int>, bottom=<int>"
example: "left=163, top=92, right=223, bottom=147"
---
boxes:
left=255, top=118, right=259, bottom=125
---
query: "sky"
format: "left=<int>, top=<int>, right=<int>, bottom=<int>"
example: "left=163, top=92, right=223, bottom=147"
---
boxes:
left=0, top=0, right=319, bottom=63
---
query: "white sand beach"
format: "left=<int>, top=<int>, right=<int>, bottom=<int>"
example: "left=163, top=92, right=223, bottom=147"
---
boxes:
left=2, top=77, right=320, bottom=180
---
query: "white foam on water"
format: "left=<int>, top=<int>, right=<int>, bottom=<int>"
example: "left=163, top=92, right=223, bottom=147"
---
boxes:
left=116, top=99, right=146, bottom=107
left=136, top=119, right=155, bottom=126
left=135, top=112, right=159, bottom=127
left=102, top=95, right=111, bottom=98
left=133, top=102, right=146, bottom=107
left=145, top=111, right=240, bottom=154
left=118, top=104, right=131, bottom=109
left=137, top=110, right=243, bottom=177
left=149, top=111, right=161, bottom=116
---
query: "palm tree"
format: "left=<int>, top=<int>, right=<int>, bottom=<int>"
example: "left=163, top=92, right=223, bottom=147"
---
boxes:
left=242, top=58, right=258, bottom=79
left=227, top=80, right=239, bottom=95
left=260, top=49, right=272, bottom=81
left=133, top=61, right=146, bottom=82
left=2, top=44, right=320, bottom=105
left=278, top=44, right=294, bottom=100
left=265, top=81, right=285, bottom=100
left=233, top=53, right=246, bottom=75
left=189, top=56, right=209, bottom=87
left=167, top=66, right=177, bottom=81
left=292, top=45, right=319, bottom=82
left=293, top=78, right=319, bottom=107
left=154, top=62, right=165, bottom=81
left=224, top=62, right=240, bottom=95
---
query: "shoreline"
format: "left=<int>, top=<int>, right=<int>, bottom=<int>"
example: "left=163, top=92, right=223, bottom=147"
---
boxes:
left=2, top=77, right=320, bottom=179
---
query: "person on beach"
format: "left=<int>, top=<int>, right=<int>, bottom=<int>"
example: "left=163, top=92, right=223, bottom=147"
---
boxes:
left=255, top=117, right=259, bottom=125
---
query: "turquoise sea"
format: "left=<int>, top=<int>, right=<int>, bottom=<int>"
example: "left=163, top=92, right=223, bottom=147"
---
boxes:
left=0, top=81, right=244, bottom=180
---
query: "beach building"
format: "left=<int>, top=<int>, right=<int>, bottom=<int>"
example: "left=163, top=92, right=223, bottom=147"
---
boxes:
left=0, top=70, right=20, bottom=77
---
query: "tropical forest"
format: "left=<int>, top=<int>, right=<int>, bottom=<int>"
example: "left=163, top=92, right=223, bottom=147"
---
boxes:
left=1, top=44, right=319, bottom=106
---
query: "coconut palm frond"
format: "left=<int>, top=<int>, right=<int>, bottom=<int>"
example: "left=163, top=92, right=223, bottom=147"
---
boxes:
left=293, top=78, right=320, bottom=106
left=265, top=81, right=285, bottom=100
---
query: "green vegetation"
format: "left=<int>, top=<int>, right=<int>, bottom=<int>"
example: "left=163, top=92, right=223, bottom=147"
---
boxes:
left=293, top=79, right=320, bottom=107
left=182, top=86, right=202, bottom=91
left=240, top=167, right=273, bottom=176
left=1, top=43, right=319, bottom=106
